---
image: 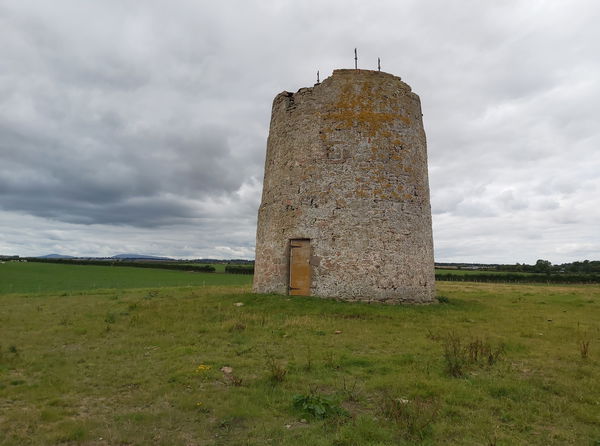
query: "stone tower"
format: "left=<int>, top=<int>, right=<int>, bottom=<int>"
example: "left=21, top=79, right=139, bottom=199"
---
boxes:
left=253, top=69, right=435, bottom=303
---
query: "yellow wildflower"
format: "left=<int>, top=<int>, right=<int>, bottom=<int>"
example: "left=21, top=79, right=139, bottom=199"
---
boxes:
left=195, top=364, right=211, bottom=373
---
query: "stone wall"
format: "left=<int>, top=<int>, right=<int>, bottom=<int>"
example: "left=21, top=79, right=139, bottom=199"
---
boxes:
left=253, top=69, right=435, bottom=303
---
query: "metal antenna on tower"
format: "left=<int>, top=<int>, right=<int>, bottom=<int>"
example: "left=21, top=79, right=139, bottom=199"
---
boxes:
left=354, top=48, right=358, bottom=69
left=378, top=57, right=381, bottom=71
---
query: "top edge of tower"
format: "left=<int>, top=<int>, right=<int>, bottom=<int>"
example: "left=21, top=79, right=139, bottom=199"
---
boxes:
left=331, top=68, right=401, bottom=81
left=275, top=68, right=413, bottom=103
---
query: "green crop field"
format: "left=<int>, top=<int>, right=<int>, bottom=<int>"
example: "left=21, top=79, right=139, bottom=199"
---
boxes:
left=0, top=262, right=252, bottom=294
left=1, top=263, right=599, bottom=445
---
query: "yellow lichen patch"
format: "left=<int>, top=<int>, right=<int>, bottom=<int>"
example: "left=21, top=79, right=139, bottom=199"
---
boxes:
left=399, top=115, right=411, bottom=126
left=321, top=81, right=409, bottom=138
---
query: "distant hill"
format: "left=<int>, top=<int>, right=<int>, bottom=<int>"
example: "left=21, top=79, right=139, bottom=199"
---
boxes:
left=112, top=254, right=174, bottom=261
left=38, top=254, right=75, bottom=259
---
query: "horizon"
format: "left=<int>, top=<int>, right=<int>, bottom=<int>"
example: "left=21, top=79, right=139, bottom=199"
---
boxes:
left=3, top=252, right=599, bottom=266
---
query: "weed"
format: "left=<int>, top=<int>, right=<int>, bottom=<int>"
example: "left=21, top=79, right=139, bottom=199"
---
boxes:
left=305, top=345, right=313, bottom=371
left=325, top=351, right=340, bottom=369
left=579, top=339, right=590, bottom=359
left=293, top=392, right=349, bottom=419
left=104, top=312, right=117, bottom=324
left=129, top=314, right=140, bottom=326
left=443, top=333, right=466, bottom=377
left=265, top=353, right=287, bottom=383
left=441, top=333, right=504, bottom=377
left=467, top=338, right=504, bottom=366
left=9, top=345, right=18, bottom=355
left=259, top=314, right=268, bottom=326
left=338, top=377, right=362, bottom=402
left=576, top=327, right=591, bottom=359
left=437, top=296, right=450, bottom=304
left=379, top=393, right=439, bottom=440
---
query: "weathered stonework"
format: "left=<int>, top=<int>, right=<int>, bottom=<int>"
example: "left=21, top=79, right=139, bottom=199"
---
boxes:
left=253, top=69, right=435, bottom=303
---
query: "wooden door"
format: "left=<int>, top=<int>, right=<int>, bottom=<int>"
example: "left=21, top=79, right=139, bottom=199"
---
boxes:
left=289, top=239, right=311, bottom=296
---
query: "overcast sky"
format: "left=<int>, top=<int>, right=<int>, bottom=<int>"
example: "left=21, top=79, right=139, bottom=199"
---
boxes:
left=1, top=0, right=598, bottom=263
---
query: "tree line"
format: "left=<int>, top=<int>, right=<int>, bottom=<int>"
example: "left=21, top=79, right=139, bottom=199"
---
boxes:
left=435, top=272, right=600, bottom=284
left=495, top=259, right=600, bottom=274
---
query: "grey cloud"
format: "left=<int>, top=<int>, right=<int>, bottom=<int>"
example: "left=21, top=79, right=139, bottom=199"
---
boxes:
left=497, top=190, right=529, bottom=211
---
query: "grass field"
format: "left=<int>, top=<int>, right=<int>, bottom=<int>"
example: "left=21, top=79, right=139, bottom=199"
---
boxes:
left=0, top=262, right=252, bottom=294
left=1, top=264, right=599, bottom=445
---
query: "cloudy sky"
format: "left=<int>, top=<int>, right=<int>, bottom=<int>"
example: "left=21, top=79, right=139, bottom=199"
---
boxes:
left=1, top=0, right=598, bottom=263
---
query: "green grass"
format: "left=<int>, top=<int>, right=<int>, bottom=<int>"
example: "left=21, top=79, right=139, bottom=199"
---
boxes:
left=0, top=262, right=251, bottom=294
left=1, top=265, right=599, bottom=445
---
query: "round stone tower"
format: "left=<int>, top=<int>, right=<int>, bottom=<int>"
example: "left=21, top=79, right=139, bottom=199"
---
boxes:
left=253, top=69, right=435, bottom=303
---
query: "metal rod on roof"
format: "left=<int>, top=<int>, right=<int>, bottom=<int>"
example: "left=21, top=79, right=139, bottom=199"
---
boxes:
left=378, top=57, right=381, bottom=71
left=354, top=48, right=358, bottom=69
left=317, top=70, right=320, bottom=83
